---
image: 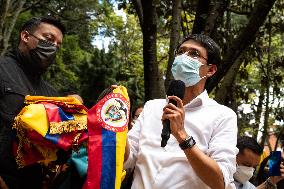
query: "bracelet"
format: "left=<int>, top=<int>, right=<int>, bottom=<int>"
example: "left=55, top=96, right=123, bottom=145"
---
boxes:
left=265, top=177, right=277, bottom=189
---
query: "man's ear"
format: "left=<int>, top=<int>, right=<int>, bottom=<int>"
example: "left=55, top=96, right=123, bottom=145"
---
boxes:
left=20, top=31, right=30, bottom=43
left=206, top=64, right=217, bottom=77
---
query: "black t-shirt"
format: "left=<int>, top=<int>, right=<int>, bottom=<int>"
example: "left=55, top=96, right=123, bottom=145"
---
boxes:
left=0, top=49, right=59, bottom=189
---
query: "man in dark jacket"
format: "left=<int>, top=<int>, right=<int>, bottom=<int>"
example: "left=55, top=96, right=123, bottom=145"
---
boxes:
left=0, top=16, right=65, bottom=189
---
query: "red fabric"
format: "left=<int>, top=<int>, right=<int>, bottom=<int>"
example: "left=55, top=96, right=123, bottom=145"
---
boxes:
left=57, top=132, right=87, bottom=151
left=21, top=143, right=44, bottom=166
left=84, top=104, right=103, bottom=189
left=43, top=103, right=61, bottom=122
left=27, top=131, right=57, bottom=149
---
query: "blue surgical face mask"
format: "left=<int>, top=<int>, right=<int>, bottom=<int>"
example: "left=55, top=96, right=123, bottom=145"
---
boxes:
left=171, top=54, right=206, bottom=87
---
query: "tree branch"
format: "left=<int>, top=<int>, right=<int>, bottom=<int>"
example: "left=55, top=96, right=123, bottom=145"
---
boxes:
left=0, top=0, right=11, bottom=32
left=191, top=0, right=210, bottom=34
left=214, top=55, right=243, bottom=105
left=226, top=7, right=250, bottom=15
left=206, top=0, right=277, bottom=93
left=1, top=0, right=25, bottom=55
left=131, top=0, right=143, bottom=29
left=164, top=0, right=182, bottom=90
left=204, top=0, right=227, bottom=36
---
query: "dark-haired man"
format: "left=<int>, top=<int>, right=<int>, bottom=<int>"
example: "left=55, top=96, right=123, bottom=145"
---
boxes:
left=124, top=34, right=238, bottom=189
left=0, top=16, right=65, bottom=189
left=234, top=136, right=284, bottom=189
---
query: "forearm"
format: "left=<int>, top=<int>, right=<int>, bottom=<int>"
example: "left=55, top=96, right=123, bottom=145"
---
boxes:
left=256, top=182, right=266, bottom=189
left=256, top=177, right=281, bottom=189
left=175, top=130, right=225, bottom=189
left=183, top=145, right=224, bottom=189
left=124, top=139, right=130, bottom=162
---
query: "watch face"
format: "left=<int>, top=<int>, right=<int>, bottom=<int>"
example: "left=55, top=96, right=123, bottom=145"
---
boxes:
left=179, top=136, right=196, bottom=150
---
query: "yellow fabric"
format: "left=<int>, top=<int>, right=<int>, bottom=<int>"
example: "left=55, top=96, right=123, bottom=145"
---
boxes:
left=25, top=95, right=87, bottom=114
left=115, top=130, right=128, bottom=189
left=16, top=96, right=87, bottom=136
left=49, top=114, right=87, bottom=134
left=113, top=86, right=129, bottom=189
left=13, top=95, right=88, bottom=168
left=25, top=95, right=83, bottom=105
left=113, top=86, right=130, bottom=101
left=16, top=104, right=49, bottom=136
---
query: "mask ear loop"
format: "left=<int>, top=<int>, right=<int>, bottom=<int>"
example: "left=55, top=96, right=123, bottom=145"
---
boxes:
left=200, top=63, right=213, bottom=80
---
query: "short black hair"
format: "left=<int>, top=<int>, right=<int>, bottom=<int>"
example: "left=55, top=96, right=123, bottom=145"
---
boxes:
left=237, top=136, right=263, bottom=155
left=175, top=34, right=221, bottom=68
left=20, top=15, right=66, bottom=35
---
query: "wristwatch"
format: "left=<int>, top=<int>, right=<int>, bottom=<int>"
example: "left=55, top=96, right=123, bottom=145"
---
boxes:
left=179, top=135, right=196, bottom=150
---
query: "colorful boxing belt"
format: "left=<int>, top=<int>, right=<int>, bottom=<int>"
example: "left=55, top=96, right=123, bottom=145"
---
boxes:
left=13, top=96, right=88, bottom=167
left=84, top=86, right=129, bottom=189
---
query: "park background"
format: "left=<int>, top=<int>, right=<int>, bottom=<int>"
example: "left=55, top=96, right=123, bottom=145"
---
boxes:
left=0, top=0, right=284, bottom=152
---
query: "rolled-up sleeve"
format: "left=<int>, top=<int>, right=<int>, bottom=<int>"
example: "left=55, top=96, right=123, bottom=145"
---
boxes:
left=207, top=109, right=238, bottom=189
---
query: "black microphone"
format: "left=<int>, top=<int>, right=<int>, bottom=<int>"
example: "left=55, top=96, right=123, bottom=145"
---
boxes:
left=161, top=80, right=185, bottom=147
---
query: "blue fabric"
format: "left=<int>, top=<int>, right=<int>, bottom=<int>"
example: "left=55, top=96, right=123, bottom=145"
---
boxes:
left=71, top=147, right=88, bottom=178
left=101, top=128, right=116, bottom=189
left=58, top=107, right=74, bottom=121
left=45, top=134, right=60, bottom=144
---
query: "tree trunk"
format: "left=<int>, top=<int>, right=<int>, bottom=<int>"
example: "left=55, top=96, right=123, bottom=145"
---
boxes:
left=206, top=0, right=277, bottom=93
left=0, top=0, right=26, bottom=55
left=203, top=0, right=226, bottom=36
left=180, top=3, right=189, bottom=37
left=131, top=0, right=143, bottom=27
left=214, top=56, right=242, bottom=106
left=191, top=0, right=210, bottom=34
left=253, top=45, right=265, bottom=139
left=253, top=89, right=264, bottom=139
left=141, top=0, right=165, bottom=101
left=260, top=84, right=270, bottom=148
left=260, top=16, right=272, bottom=148
left=164, top=0, right=182, bottom=91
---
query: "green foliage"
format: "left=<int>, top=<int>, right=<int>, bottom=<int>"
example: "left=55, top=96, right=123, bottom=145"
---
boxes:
left=236, top=32, right=284, bottom=136
left=79, top=49, right=120, bottom=108
left=44, top=35, right=93, bottom=94
left=2, top=0, right=284, bottom=139
left=91, top=7, right=145, bottom=105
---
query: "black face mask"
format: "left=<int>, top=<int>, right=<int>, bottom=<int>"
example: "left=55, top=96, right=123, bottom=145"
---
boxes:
left=23, top=38, right=58, bottom=74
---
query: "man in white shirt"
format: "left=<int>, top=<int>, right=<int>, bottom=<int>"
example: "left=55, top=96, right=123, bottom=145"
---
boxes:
left=124, top=34, right=238, bottom=189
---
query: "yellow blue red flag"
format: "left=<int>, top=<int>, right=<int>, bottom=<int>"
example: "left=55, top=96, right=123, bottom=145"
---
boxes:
left=84, top=86, right=129, bottom=189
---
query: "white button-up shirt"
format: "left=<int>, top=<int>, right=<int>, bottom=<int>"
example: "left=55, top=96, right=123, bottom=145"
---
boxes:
left=124, top=91, right=238, bottom=189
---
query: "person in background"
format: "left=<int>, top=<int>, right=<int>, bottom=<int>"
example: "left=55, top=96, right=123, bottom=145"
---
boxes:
left=0, top=16, right=65, bottom=189
left=129, top=104, right=144, bottom=130
left=124, top=34, right=238, bottom=189
left=133, top=105, right=144, bottom=120
left=234, top=136, right=284, bottom=189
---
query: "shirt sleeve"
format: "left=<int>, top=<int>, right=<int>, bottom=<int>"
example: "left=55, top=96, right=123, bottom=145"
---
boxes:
left=207, top=108, right=238, bottom=189
left=124, top=107, right=144, bottom=170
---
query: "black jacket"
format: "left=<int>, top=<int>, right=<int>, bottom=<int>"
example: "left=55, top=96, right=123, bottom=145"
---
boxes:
left=0, top=49, right=59, bottom=189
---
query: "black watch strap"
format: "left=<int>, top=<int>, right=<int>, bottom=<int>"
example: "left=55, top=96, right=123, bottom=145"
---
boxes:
left=179, top=136, right=196, bottom=150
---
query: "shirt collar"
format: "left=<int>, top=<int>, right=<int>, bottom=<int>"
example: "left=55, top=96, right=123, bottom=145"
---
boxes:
left=184, top=90, right=209, bottom=109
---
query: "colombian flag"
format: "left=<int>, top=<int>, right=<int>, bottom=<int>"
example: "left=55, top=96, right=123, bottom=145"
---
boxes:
left=84, top=86, right=129, bottom=189
left=13, top=96, right=88, bottom=167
